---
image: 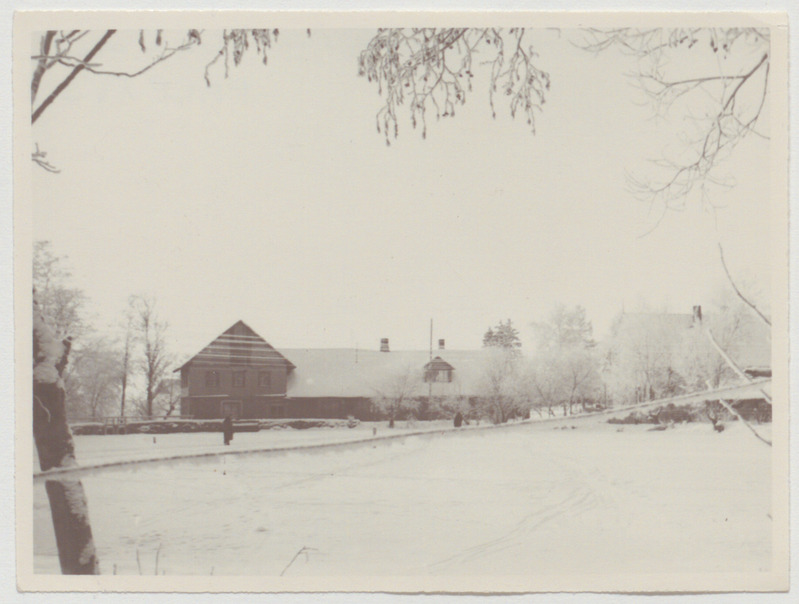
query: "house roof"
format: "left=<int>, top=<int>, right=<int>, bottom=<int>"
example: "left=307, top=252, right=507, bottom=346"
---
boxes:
left=612, top=310, right=771, bottom=372
left=424, top=356, right=455, bottom=372
left=281, top=348, right=488, bottom=398
left=175, top=320, right=296, bottom=372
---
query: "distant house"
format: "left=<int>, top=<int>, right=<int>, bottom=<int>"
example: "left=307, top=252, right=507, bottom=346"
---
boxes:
left=604, top=306, right=771, bottom=411
left=176, top=322, right=486, bottom=420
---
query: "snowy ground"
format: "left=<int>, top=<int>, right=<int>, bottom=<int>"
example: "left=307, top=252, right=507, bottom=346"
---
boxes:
left=33, top=420, right=772, bottom=576
left=35, top=420, right=455, bottom=470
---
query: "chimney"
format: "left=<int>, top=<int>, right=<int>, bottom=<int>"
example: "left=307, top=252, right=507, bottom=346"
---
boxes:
left=438, top=339, right=445, bottom=350
left=380, top=338, right=390, bottom=352
left=692, top=305, right=702, bottom=326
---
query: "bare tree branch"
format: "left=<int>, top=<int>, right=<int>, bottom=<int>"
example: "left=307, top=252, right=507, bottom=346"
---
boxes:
left=717, top=242, right=771, bottom=327
left=32, top=29, right=117, bottom=124
left=578, top=28, right=770, bottom=212
left=31, top=31, right=56, bottom=104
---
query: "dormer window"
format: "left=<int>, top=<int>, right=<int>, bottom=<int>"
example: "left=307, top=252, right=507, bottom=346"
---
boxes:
left=425, top=368, right=452, bottom=383
left=423, top=357, right=455, bottom=383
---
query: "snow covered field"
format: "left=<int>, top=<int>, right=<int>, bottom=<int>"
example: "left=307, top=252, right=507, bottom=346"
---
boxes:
left=33, top=420, right=772, bottom=577
left=36, top=420, right=453, bottom=470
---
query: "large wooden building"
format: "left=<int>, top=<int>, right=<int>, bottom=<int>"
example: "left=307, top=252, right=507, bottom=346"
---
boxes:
left=176, top=321, right=297, bottom=419
left=177, top=321, right=485, bottom=420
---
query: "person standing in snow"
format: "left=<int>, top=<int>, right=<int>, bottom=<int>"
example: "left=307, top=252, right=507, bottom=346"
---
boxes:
left=222, top=414, right=234, bottom=445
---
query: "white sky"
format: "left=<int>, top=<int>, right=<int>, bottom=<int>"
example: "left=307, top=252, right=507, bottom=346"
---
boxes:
left=30, top=27, right=773, bottom=358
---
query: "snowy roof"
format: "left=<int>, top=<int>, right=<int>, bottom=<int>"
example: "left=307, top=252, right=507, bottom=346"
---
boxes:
left=281, top=348, right=489, bottom=398
left=176, top=320, right=296, bottom=372
left=722, top=314, right=771, bottom=372
left=612, top=311, right=770, bottom=372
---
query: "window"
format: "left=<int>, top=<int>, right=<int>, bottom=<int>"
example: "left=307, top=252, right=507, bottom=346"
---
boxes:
left=181, top=370, right=188, bottom=388
left=424, top=369, right=453, bottom=383
left=205, top=370, right=220, bottom=388
left=258, top=371, right=271, bottom=387
left=233, top=371, right=246, bottom=387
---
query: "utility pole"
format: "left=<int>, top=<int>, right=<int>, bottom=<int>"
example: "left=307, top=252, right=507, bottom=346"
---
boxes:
left=428, top=318, right=433, bottom=403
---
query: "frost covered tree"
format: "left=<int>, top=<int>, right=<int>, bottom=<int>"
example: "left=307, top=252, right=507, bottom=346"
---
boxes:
left=372, top=364, right=422, bottom=428
left=33, top=301, right=99, bottom=574
left=605, top=309, right=684, bottom=405
left=33, top=241, right=89, bottom=341
left=529, top=305, right=602, bottom=416
left=477, top=346, right=528, bottom=424
left=482, top=319, right=522, bottom=351
left=358, top=28, right=550, bottom=144
left=676, top=289, right=760, bottom=392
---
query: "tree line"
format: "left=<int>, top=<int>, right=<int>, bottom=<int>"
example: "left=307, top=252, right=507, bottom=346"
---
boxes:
left=34, top=241, right=180, bottom=420
left=373, top=293, right=760, bottom=426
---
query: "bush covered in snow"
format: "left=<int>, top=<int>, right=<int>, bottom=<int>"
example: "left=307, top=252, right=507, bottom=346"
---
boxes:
left=607, top=403, right=700, bottom=425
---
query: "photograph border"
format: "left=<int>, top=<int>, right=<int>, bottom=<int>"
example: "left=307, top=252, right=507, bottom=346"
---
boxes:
left=12, top=8, right=791, bottom=594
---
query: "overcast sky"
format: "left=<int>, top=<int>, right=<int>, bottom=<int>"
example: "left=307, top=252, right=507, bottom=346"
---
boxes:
left=30, top=26, right=773, bottom=357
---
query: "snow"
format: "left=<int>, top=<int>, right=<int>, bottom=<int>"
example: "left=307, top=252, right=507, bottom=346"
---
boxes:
left=33, top=421, right=772, bottom=577
left=34, top=421, right=455, bottom=470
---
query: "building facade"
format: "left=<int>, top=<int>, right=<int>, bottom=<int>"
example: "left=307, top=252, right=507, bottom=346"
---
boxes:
left=177, top=321, right=485, bottom=420
left=177, top=321, right=296, bottom=419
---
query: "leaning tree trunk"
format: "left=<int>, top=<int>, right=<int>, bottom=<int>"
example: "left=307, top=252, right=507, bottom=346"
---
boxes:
left=33, top=303, right=99, bottom=575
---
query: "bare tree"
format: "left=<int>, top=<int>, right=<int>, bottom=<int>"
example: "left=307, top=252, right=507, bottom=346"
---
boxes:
left=359, top=28, right=550, bottom=145
left=129, top=295, right=171, bottom=418
left=31, top=29, right=280, bottom=167
left=372, top=364, right=422, bottom=428
left=578, top=29, right=773, bottom=326
left=118, top=315, right=133, bottom=418
left=579, top=28, right=769, bottom=213
left=64, top=336, right=121, bottom=420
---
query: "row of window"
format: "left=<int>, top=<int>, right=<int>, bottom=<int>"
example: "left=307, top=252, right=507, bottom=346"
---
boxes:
left=203, top=370, right=272, bottom=388
left=191, top=367, right=452, bottom=388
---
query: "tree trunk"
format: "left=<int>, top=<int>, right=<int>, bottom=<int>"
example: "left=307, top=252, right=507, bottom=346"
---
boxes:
left=45, top=479, right=100, bottom=574
left=33, top=304, right=100, bottom=575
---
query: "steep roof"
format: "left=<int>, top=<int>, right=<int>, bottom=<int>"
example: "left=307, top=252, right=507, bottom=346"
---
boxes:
left=175, top=320, right=296, bottom=372
left=281, top=348, right=488, bottom=398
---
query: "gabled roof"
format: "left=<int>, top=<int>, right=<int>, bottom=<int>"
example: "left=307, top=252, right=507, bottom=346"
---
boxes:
left=175, top=320, right=296, bottom=372
left=424, top=356, right=455, bottom=372
left=281, top=348, right=488, bottom=398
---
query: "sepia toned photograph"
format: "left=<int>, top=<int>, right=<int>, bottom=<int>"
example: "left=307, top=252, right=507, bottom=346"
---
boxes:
left=13, top=10, right=790, bottom=594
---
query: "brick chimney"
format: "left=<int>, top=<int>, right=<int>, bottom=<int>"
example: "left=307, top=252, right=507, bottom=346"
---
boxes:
left=380, top=338, right=390, bottom=352
left=438, top=339, right=445, bottom=350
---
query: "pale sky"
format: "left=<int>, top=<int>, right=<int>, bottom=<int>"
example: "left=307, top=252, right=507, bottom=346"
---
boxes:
left=30, top=27, right=773, bottom=358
